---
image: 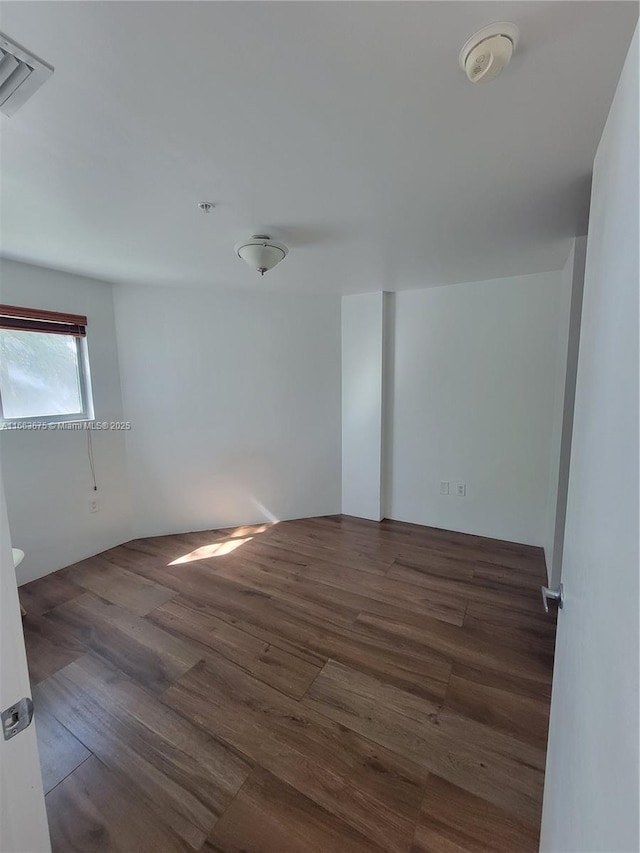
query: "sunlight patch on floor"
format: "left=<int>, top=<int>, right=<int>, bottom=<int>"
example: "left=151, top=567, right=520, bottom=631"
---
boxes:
left=169, top=537, right=253, bottom=564
left=168, top=516, right=279, bottom=566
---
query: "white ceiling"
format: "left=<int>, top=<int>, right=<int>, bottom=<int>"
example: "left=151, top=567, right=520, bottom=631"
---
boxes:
left=0, top=1, right=637, bottom=293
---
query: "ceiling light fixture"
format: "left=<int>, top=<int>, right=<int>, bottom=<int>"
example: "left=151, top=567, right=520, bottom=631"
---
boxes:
left=235, top=235, right=288, bottom=276
left=459, top=23, right=519, bottom=83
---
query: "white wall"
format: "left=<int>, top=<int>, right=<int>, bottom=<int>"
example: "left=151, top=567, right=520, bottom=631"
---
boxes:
left=341, top=292, right=385, bottom=520
left=1, top=258, right=574, bottom=578
left=387, top=271, right=566, bottom=545
left=544, top=236, right=586, bottom=585
left=0, top=260, right=131, bottom=584
left=114, top=284, right=341, bottom=537
left=541, top=25, right=639, bottom=852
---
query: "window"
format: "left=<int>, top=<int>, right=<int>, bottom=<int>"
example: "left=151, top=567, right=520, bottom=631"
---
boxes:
left=0, top=304, right=94, bottom=426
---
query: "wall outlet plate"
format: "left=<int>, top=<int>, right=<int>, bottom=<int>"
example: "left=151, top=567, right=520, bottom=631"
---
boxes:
left=440, top=481, right=450, bottom=495
left=89, top=498, right=99, bottom=513
left=455, top=483, right=466, bottom=497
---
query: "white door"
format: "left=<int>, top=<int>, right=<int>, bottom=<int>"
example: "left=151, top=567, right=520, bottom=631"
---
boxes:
left=540, top=25, right=639, bottom=853
left=0, top=469, right=50, bottom=853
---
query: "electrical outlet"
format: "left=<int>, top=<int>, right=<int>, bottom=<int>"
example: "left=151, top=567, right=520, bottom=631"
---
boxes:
left=89, top=498, right=99, bottom=513
left=455, top=483, right=466, bottom=497
left=440, top=481, right=450, bottom=495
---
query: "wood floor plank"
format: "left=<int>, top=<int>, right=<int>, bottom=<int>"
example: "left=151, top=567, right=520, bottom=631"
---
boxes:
left=444, top=670, right=551, bottom=750
left=303, top=516, right=482, bottom=570
left=118, top=530, right=246, bottom=565
left=147, top=596, right=322, bottom=699
left=130, top=561, right=451, bottom=701
left=36, top=654, right=252, bottom=849
left=320, top=516, right=545, bottom=569
left=22, top=612, right=87, bottom=685
left=64, top=557, right=176, bottom=615
left=218, top=551, right=464, bottom=629
left=141, top=536, right=366, bottom=631
left=392, top=546, right=477, bottom=581
left=415, top=712, right=546, bottom=821
left=102, top=530, right=244, bottom=571
left=378, top=517, right=545, bottom=560
left=97, top=543, right=164, bottom=572
left=472, top=561, right=547, bottom=593
left=463, top=600, right=556, bottom=658
left=305, top=657, right=442, bottom=722
left=251, top=599, right=451, bottom=701
left=248, top=526, right=396, bottom=575
left=119, top=535, right=197, bottom=563
left=35, top=706, right=91, bottom=794
left=203, top=767, right=389, bottom=853
left=259, top=554, right=467, bottom=625
left=18, top=572, right=84, bottom=616
left=411, top=774, right=539, bottom=853
left=388, top=558, right=544, bottom=616
left=361, top=524, right=546, bottom=587
left=46, top=755, right=193, bottom=853
left=115, top=562, right=329, bottom=668
left=352, top=609, right=552, bottom=698
left=200, top=555, right=369, bottom=629
left=303, top=660, right=545, bottom=828
left=124, top=533, right=378, bottom=632
left=23, top=515, right=555, bottom=852
left=209, top=552, right=466, bottom=627
left=45, top=593, right=202, bottom=692
left=163, top=655, right=429, bottom=853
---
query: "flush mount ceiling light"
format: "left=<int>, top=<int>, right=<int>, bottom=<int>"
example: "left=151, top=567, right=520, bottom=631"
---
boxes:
left=459, top=22, right=519, bottom=83
left=234, top=235, right=288, bottom=276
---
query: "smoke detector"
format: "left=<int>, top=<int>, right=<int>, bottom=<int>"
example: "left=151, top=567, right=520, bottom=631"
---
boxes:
left=459, top=23, right=519, bottom=83
left=235, top=235, right=288, bottom=276
left=0, top=33, right=53, bottom=116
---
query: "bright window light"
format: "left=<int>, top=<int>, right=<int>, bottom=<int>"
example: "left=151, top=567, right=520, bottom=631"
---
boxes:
left=0, top=306, right=94, bottom=426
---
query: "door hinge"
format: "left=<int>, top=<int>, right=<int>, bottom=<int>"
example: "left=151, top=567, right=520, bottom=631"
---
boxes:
left=2, top=697, right=34, bottom=741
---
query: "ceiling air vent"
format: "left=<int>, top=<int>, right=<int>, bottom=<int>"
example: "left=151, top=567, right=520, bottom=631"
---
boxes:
left=0, top=33, right=53, bottom=117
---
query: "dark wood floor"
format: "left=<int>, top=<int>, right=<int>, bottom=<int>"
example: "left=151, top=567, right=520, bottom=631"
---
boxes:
left=20, top=515, right=556, bottom=853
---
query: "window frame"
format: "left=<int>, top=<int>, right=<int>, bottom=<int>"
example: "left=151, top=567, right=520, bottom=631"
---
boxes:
left=0, top=305, right=95, bottom=428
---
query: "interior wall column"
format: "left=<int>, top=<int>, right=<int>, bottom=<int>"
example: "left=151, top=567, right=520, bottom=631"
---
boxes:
left=341, top=291, right=391, bottom=521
